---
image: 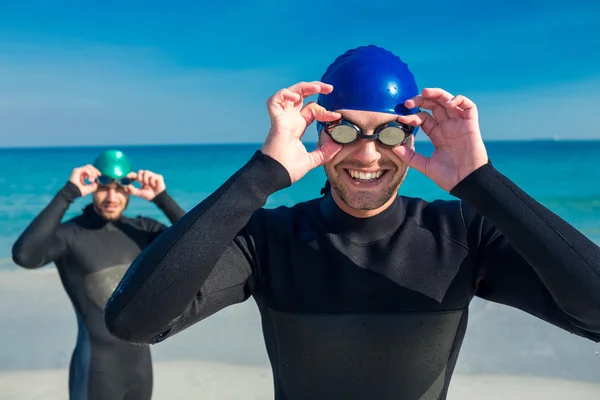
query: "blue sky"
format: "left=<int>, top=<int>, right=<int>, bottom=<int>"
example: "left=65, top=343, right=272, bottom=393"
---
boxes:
left=0, top=0, right=599, bottom=147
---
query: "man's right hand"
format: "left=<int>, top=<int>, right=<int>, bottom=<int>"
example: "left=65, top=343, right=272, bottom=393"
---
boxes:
left=69, top=165, right=101, bottom=197
left=260, top=81, right=343, bottom=183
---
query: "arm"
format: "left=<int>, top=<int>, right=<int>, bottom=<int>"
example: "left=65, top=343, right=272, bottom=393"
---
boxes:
left=11, top=182, right=81, bottom=269
left=141, top=191, right=187, bottom=242
left=451, top=163, right=600, bottom=342
left=104, top=151, right=291, bottom=344
left=152, top=190, right=186, bottom=224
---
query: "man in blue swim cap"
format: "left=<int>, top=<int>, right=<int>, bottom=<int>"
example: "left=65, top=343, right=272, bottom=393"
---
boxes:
left=105, top=46, right=600, bottom=400
left=12, top=149, right=186, bottom=400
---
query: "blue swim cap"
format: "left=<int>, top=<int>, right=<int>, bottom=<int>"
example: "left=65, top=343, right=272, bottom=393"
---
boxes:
left=316, top=45, right=419, bottom=135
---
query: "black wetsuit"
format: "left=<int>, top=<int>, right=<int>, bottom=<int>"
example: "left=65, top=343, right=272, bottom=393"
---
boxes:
left=12, top=181, right=185, bottom=400
left=105, top=151, right=600, bottom=400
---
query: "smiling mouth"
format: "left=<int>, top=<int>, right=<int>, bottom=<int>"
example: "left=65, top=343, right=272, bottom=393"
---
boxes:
left=345, top=169, right=387, bottom=182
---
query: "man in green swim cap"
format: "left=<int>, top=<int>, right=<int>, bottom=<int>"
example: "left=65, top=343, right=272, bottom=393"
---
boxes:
left=12, top=149, right=186, bottom=400
left=83, top=149, right=169, bottom=221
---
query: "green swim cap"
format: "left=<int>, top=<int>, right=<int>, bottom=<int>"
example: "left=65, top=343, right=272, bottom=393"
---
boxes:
left=93, top=150, right=133, bottom=180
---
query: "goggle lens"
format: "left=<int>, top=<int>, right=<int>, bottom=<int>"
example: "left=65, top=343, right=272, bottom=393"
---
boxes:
left=378, top=126, right=406, bottom=146
left=330, top=124, right=358, bottom=144
left=326, top=120, right=411, bottom=147
left=96, top=176, right=133, bottom=186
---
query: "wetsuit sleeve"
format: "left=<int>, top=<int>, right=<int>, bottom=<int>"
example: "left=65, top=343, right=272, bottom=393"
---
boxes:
left=11, top=182, right=81, bottom=269
left=104, top=151, right=291, bottom=344
left=138, top=191, right=187, bottom=241
left=151, top=190, right=186, bottom=224
left=451, top=162, right=600, bottom=342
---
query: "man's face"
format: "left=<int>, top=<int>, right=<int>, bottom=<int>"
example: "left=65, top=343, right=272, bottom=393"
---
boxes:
left=318, top=109, right=414, bottom=216
left=92, top=183, right=130, bottom=221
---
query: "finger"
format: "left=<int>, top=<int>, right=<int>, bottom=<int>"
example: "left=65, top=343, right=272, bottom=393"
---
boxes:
left=403, top=97, right=450, bottom=121
left=287, top=81, right=334, bottom=98
left=397, top=111, right=438, bottom=136
left=126, top=171, right=138, bottom=179
left=405, top=88, right=455, bottom=109
left=81, top=165, right=96, bottom=179
left=299, top=102, right=341, bottom=126
left=392, top=145, right=430, bottom=176
left=128, top=185, right=141, bottom=196
left=446, top=94, right=478, bottom=119
left=421, top=88, right=455, bottom=103
left=269, top=89, right=302, bottom=108
left=79, top=168, right=93, bottom=184
left=80, top=165, right=96, bottom=179
left=89, top=165, right=101, bottom=176
left=142, top=170, right=152, bottom=185
left=86, top=166, right=100, bottom=180
left=306, top=138, right=343, bottom=170
left=143, top=171, right=152, bottom=187
left=137, top=170, right=146, bottom=186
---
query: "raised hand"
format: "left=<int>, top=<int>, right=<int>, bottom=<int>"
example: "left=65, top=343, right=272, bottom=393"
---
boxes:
left=392, top=88, right=489, bottom=192
left=260, top=81, right=344, bottom=183
left=127, top=170, right=166, bottom=200
left=69, top=165, right=101, bottom=197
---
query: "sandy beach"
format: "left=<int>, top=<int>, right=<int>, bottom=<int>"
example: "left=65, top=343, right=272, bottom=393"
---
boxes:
left=1, top=268, right=599, bottom=399
left=3, top=360, right=600, bottom=400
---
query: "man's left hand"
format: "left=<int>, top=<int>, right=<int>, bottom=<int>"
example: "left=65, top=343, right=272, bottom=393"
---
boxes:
left=392, top=88, right=489, bottom=192
left=127, top=170, right=166, bottom=200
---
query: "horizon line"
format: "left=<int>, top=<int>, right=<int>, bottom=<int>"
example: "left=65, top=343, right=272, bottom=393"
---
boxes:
left=1, top=138, right=600, bottom=150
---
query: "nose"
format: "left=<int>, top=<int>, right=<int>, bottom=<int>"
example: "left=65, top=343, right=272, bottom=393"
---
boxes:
left=350, top=138, right=382, bottom=164
left=106, top=188, right=118, bottom=201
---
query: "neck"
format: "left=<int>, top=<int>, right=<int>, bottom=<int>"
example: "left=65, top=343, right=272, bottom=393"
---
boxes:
left=90, top=204, right=121, bottom=223
left=319, top=191, right=405, bottom=243
left=331, top=189, right=396, bottom=218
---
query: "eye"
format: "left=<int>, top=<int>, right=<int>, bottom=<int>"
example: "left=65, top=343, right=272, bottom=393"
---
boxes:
left=330, top=125, right=358, bottom=144
left=378, top=127, right=406, bottom=146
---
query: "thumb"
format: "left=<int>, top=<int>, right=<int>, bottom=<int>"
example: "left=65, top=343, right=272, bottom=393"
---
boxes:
left=392, top=145, right=430, bottom=176
left=306, top=140, right=342, bottom=170
left=300, top=102, right=341, bottom=127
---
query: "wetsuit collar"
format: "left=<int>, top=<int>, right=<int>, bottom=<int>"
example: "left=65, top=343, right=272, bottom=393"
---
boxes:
left=319, top=192, right=405, bottom=243
left=83, top=204, right=121, bottom=229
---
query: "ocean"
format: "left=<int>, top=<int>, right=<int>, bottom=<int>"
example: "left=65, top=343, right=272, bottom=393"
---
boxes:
left=1, top=140, right=599, bottom=267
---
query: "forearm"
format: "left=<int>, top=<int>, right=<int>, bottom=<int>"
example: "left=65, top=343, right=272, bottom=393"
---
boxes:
left=104, top=151, right=291, bottom=343
left=152, top=190, right=186, bottom=223
left=452, top=163, right=600, bottom=334
left=11, top=182, right=80, bottom=268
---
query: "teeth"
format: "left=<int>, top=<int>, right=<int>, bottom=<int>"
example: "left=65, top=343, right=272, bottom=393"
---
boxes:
left=348, top=170, right=383, bottom=181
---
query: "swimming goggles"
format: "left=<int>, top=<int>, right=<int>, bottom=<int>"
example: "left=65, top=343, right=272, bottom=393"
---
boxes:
left=96, top=175, right=134, bottom=187
left=323, top=119, right=415, bottom=147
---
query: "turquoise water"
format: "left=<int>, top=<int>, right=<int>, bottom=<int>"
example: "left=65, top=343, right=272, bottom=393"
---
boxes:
left=1, top=141, right=599, bottom=268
